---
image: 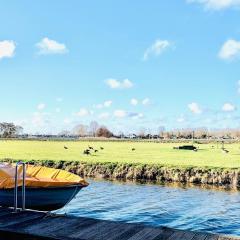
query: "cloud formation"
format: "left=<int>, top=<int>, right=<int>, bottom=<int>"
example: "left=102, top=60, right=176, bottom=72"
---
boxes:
left=130, top=98, right=138, bottom=106
left=188, top=102, right=202, bottom=114
left=114, top=110, right=127, bottom=118
left=105, top=78, right=133, bottom=89
left=219, top=39, right=240, bottom=60
left=187, top=0, right=240, bottom=10
left=142, top=98, right=150, bottom=106
left=222, top=103, right=236, bottom=112
left=36, top=37, right=68, bottom=55
left=177, top=117, right=185, bottom=123
left=94, top=100, right=112, bottom=109
left=0, top=40, right=16, bottom=59
left=103, top=100, right=112, bottom=107
left=128, top=112, right=144, bottom=119
left=143, top=40, right=171, bottom=60
left=37, top=103, right=46, bottom=110
left=76, top=108, right=90, bottom=117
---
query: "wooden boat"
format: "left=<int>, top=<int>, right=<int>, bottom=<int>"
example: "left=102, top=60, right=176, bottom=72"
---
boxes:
left=0, top=163, right=88, bottom=211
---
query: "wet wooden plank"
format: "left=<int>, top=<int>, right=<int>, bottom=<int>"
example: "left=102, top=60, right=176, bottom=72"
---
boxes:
left=70, top=220, right=123, bottom=239
left=192, top=233, right=208, bottom=240
left=205, top=235, right=219, bottom=240
left=127, top=227, right=164, bottom=240
left=0, top=208, right=239, bottom=240
left=166, top=230, right=186, bottom=240
left=109, top=225, right=144, bottom=240
left=153, top=227, right=175, bottom=240
left=181, top=231, right=197, bottom=240
left=0, top=211, right=45, bottom=228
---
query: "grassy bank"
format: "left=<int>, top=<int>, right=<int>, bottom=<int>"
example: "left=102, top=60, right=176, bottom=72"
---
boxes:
left=1, top=140, right=240, bottom=187
left=0, top=140, right=240, bottom=169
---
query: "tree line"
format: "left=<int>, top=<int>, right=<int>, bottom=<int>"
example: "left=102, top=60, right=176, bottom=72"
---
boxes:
left=1, top=121, right=240, bottom=140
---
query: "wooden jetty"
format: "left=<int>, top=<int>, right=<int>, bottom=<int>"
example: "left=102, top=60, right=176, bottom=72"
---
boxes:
left=0, top=207, right=239, bottom=240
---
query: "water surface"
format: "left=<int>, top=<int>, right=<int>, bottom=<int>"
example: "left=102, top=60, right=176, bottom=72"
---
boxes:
left=57, top=179, right=240, bottom=236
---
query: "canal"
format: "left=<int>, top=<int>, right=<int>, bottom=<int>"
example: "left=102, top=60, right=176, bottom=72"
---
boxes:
left=57, top=179, right=240, bottom=236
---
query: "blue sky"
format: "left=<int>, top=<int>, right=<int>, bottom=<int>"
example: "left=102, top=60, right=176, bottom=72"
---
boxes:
left=0, top=0, right=240, bottom=134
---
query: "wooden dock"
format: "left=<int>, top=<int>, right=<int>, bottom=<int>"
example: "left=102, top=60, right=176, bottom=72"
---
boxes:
left=0, top=207, right=239, bottom=240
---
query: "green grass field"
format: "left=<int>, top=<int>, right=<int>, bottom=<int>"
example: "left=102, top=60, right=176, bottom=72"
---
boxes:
left=0, top=140, right=240, bottom=169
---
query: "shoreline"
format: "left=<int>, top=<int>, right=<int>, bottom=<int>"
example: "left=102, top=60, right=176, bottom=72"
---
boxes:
left=4, top=160, right=240, bottom=189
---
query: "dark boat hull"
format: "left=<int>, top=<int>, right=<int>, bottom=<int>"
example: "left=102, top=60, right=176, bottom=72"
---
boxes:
left=0, top=185, right=83, bottom=211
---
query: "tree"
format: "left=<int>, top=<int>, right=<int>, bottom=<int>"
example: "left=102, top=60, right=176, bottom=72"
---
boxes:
left=138, top=127, right=146, bottom=138
left=0, top=122, right=23, bottom=138
left=96, top=126, right=113, bottom=138
left=72, top=124, right=88, bottom=137
left=89, top=121, right=99, bottom=137
left=158, top=126, right=166, bottom=138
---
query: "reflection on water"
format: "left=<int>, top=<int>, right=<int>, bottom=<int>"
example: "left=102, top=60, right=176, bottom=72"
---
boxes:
left=57, top=179, right=240, bottom=236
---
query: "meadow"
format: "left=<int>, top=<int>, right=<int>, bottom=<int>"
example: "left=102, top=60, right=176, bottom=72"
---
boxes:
left=0, top=140, right=240, bottom=169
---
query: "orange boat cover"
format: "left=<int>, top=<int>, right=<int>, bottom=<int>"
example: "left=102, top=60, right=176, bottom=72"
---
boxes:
left=0, top=163, right=89, bottom=189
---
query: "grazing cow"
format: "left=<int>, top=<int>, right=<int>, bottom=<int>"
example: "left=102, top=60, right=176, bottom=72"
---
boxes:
left=83, top=149, right=91, bottom=155
left=64, top=146, right=68, bottom=150
left=132, top=148, right=136, bottom=151
left=88, top=146, right=94, bottom=150
left=95, top=149, right=98, bottom=153
left=100, top=147, right=104, bottom=150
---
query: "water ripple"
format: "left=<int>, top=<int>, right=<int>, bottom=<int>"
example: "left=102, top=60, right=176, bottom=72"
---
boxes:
left=56, top=179, right=240, bottom=236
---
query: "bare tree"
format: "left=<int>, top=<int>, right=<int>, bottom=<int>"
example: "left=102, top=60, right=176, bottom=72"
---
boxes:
left=89, top=121, right=99, bottom=137
left=72, top=124, right=88, bottom=137
left=158, top=126, right=166, bottom=138
left=138, top=127, right=146, bottom=138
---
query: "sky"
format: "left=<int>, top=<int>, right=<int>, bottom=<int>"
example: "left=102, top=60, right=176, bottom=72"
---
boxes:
left=0, top=0, right=240, bottom=134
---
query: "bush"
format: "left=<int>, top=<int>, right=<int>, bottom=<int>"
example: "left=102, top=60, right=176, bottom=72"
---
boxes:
left=96, top=127, right=113, bottom=138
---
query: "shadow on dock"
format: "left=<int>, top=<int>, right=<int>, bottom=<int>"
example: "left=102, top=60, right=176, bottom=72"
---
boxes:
left=0, top=207, right=238, bottom=240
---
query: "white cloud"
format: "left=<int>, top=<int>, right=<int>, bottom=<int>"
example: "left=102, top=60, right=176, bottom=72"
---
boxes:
left=98, top=112, right=110, bottom=119
left=187, top=0, right=240, bottom=10
left=188, top=102, right=202, bottom=114
left=105, top=78, right=133, bottom=89
left=37, top=103, right=46, bottom=110
left=0, top=40, right=16, bottom=59
left=94, top=100, right=112, bottom=109
left=130, top=98, right=138, bottom=106
left=143, top=39, right=172, bottom=60
left=219, top=39, right=240, bottom=60
left=129, top=112, right=144, bottom=119
left=177, top=117, right=185, bottom=123
left=36, top=38, right=68, bottom=55
left=222, top=103, right=236, bottom=112
left=114, top=110, right=127, bottom=118
left=142, top=98, right=150, bottom=106
left=76, top=108, right=89, bottom=117
left=32, top=112, right=50, bottom=127
left=103, top=100, right=112, bottom=107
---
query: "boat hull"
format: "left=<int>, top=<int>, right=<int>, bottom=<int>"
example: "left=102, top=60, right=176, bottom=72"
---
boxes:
left=0, top=185, right=83, bottom=211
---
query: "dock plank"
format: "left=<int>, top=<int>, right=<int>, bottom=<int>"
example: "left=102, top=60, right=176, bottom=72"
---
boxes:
left=127, top=227, right=162, bottom=240
left=0, top=208, right=239, bottom=240
left=108, top=225, right=144, bottom=240
left=153, top=227, right=175, bottom=240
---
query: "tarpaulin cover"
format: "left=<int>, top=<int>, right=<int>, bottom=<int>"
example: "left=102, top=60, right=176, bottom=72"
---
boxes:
left=0, top=163, right=89, bottom=189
